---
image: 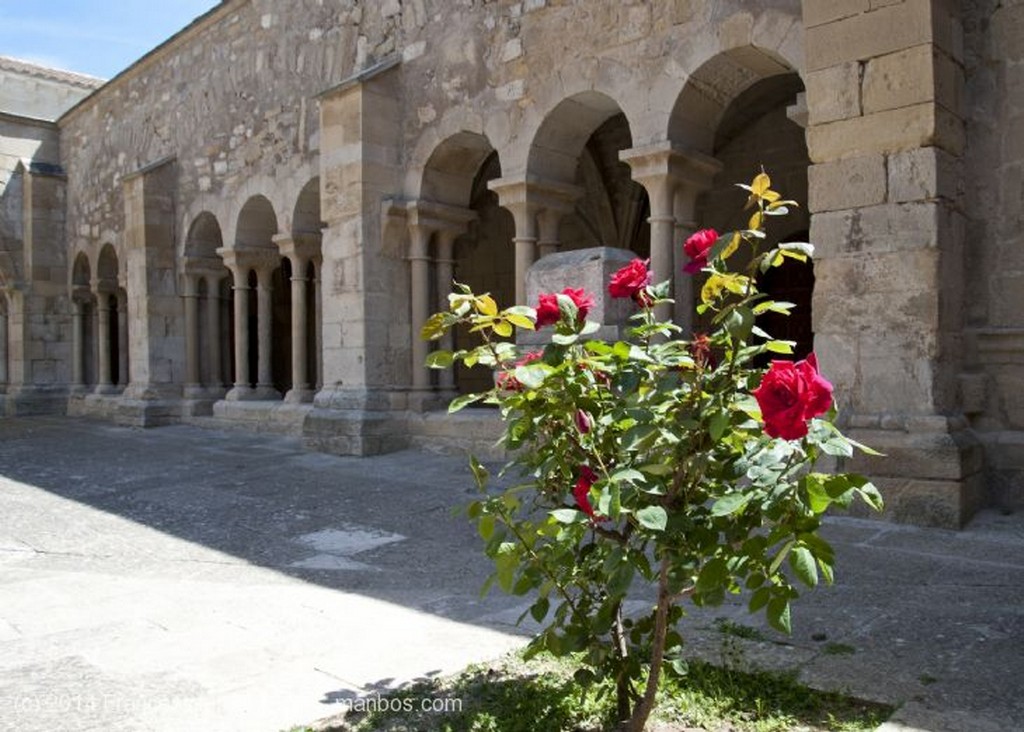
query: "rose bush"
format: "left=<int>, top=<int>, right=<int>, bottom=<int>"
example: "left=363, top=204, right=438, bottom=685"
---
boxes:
left=421, top=172, right=882, bottom=731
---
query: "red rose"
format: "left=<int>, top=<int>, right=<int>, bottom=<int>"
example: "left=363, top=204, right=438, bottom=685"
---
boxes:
left=683, top=228, right=719, bottom=274
left=608, top=258, right=651, bottom=302
left=535, top=293, right=560, bottom=328
left=752, top=353, right=834, bottom=440
left=496, top=350, right=543, bottom=392
left=534, top=288, right=595, bottom=328
left=573, top=466, right=599, bottom=517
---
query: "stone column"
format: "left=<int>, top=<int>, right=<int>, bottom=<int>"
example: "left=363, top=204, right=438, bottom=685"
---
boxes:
left=204, top=275, right=223, bottom=390
left=435, top=229, right=457, bottom=396
left=313, top=261, right=322, bottom=390
left=116, top=291, right=129, bottom=387
left=226, top=266, right=252, bottom=400
left=408, top=223, right=433, bottom=391
left=254, top=266, right=276, bottom=399
left=285, top=257, right=312, bottom=403
left=95, top=293, right=114, bottom=393
left=70, top=297, right=84, bottom=391
left=488, top=179, right=538, bottom=305
left=183, top=274, right=201, bottom=396
left=0, top=306, right=7, bottom=391
left=672, top=186, right=702, bottom=335
left=620, top=143, right=722, bottom=325
left=537, top=209, right=563, bottom=259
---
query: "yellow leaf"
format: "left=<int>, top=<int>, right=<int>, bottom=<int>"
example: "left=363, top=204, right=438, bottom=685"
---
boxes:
left=751, top=172, right=771, bottom=196
left=701, top=273, right=749, bottom=304
left=476, top=294, right=498, bottom=316
left=748, top=210, right=763, bottom=231
left=492, top=320, right=513, bottom=337
left=722, top=232, right=742, bottom=259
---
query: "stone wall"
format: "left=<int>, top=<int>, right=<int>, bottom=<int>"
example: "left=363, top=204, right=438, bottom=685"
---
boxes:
left=962, top=0, right=1024, bottom=506
left=19, top=0, right=1021, bottom=525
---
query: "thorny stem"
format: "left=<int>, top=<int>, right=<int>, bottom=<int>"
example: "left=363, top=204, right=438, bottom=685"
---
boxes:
left=622, top=554, right=673, bottom=732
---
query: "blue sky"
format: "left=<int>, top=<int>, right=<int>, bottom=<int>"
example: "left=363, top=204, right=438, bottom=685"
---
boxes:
left=0, top=0, right=221, bottom=79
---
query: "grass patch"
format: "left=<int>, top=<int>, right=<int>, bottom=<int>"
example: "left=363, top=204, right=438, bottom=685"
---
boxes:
left=822, top=643, right=856, bottom=656
left=714, top=617, right=769, bottom=642
left=293, top=650, right=892, bottom=732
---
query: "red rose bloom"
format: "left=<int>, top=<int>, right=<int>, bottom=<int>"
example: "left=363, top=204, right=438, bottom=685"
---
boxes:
left=496, top=350, right=543, bottom=392
left=534, top=293, right=560, bottom=328
left=608, top=258, right=651, bottom=302
left=534, top=288, right=595, bottom=328
left=683, top=228, right=719, bottom=274
left=573, top=466, right=599, bottom=517
left=752, top=353, right=834, bottom=440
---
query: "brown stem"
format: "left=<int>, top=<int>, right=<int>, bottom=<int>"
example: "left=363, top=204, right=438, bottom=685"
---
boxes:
left=623, top=555, right=672, bottom=732
left=612, top=600, right=632, bottom=724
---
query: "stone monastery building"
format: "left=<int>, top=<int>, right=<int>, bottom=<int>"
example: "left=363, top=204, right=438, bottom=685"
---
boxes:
left=0, top=0, right=1020, bottom=528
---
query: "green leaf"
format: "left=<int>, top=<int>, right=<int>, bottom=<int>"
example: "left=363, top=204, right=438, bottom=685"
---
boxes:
left=505, top=313, right=535, bottom=330
left=478, top=513, right=495, bottom=541
left=425, top=350, right=454, bottom=368
left=857, top=480, right=885, bottom=512
left=724, top=306, right=755, bottom=341
left=765, top=340, right=795, bottom=354
left=636, top=505, right=668, bottom=531
left=551, top=508, right=582, bottom=524
left=709, top=410, right=730, bottom=441
left=514, top=363, right=549, bottom=389
left=749, top=587, right=770, bottom=613
left=696, top=557, right=728, bottom=595
left=495, top=543, right=518, bottom=593
left=789, top=546, right=818, bottom=587
left=530, top=596, right=550, bottom=623
left=449, top=391, right=486, bottom=413
left=711, top=492, right=750, bottom=517
left=609, top=468, right=644, bottom=484
left=767, top=596, right=792, bottom=634
left=639, top=463, right=673, bottom=476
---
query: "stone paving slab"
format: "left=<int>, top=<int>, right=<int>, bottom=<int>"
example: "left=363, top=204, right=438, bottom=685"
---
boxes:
left=1, top=416, right=1024, bottom=731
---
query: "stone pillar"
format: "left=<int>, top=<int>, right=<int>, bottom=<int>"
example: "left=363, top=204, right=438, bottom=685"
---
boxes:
left=672, top=186, right=702, bottom=335
left=435, top=229, right=457, bottom=397
left=204, top=275, right=223, bottom=390
left=70, top=297, right=84, bottom=391
left=0, top=305, right=7, bottom=391
left=183, top=274, right=201, bottom=396
left=620, top=143, right=722, bottom=326
left=408, top=223, right=433, bottom=391
left=803, top=0, right=978, bottom=526
left=488, top=179, right=538, bottom=305
left=95, top=293, right=114, bottom=393
left=254, top=266, right=276, bottom=399
left=116, top=291, right=129, bottom=387
left=285, top=257, right=312, bottom=403
left=225, top=265, right=252, bottom=400
left=537, top=209, right=563, bottom=259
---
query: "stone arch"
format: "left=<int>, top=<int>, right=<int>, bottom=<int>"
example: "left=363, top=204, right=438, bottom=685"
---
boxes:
left=234, top=195, right=278, bottom=251
left=70, top=251, right=96, bottom=388
left=94, top=244, right=123, bottom=389
left=527, top=91, right=635, bottom=184
left=282, top=177, right=323, bottom=400
left=292, top=177, right=322, bottom=237
left=420, top=132, right=497, bottom=207
left=184, top=211, right=223, bottom=258
left=668, top=44, right=800, bottom=154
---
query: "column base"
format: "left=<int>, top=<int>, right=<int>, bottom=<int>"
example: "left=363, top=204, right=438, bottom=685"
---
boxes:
left=284, top=387, right=315, bottom=404
left=183, top=384, right=207, bottom=400
left=93, top=383, right=121, bottom=395
left=844, top=414, right=985, bottom=528
left=225, top=385, right=255, bottom=401
left=252, top=385, right=281, bottom=401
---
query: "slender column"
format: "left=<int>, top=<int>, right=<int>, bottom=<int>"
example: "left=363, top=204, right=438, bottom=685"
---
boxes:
left=71, top=299, right=84, bottom=390
left=435, top=230, right=457, bottom=395
left=183, top=274, right=201, bottom=393
left=285, top=259, right=311, bottom=402
left=116, top=292, right=128, bottom=387
left=0, top=307, right=8, bottom=391
left=537, top=209, right=562, bottom=259
left=204, top=275, right=222, bottom=389
left=644, top=177, right=676, bottom=324
left=255, top=267, right=275, bottom=397
left=226, top=267, right=252, bottom=399
left=409, top=224, right=433, bottom=390
left=673, top=186, right=701, bottom=335
left=95, top=294, right=113, bottom=392
left=313, top=262, right=323, bottom=390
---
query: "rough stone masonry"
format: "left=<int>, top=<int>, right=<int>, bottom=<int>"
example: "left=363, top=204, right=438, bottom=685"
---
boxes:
left=0, top=0, right=1021, bottom=528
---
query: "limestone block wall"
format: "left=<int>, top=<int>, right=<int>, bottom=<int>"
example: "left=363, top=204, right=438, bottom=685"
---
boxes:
left=962, top=0, right=1024, bottom=505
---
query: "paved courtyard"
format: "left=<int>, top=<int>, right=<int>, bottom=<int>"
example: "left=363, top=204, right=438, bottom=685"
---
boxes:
left=1, top=417, right=1023, bottom=732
